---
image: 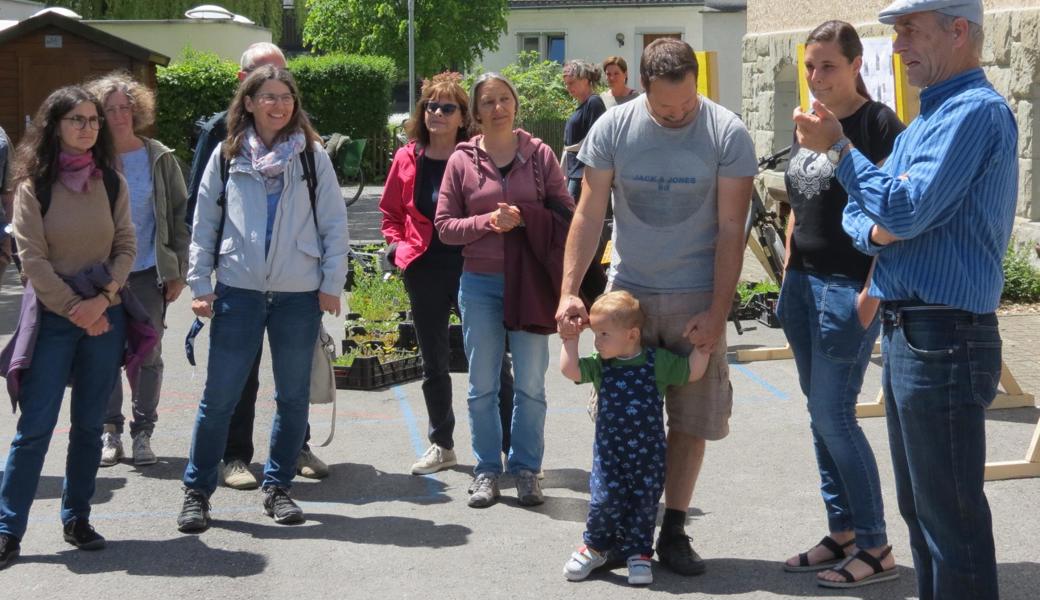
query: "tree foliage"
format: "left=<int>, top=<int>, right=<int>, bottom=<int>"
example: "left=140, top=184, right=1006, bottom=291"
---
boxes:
left=45, top=1, right=286, bottom=40
left=302, top=0, right=508, bottom=78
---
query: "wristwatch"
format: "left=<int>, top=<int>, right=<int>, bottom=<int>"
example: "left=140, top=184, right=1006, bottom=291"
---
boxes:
left=826, top=137, right=851, bottom=165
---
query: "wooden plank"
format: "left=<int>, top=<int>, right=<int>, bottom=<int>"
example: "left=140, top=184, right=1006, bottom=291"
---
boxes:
left=735, top=345, right=792, bottom=362
left=984, top=460, right=1040, bottom=481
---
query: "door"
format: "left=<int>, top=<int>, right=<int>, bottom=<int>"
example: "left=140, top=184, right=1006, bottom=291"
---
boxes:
left=18, top=54, right=89, bottom=141
left=641, top=33, right=682, bottom=50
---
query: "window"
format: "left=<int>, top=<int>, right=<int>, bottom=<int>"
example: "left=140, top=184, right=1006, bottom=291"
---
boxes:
left=517, top=33, right=566, bottom=63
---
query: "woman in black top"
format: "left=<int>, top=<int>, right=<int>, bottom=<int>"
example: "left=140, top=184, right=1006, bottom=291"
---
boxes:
left=777, top=20, right=905, bottom=588
left=561, top=60, right=606, bottom=202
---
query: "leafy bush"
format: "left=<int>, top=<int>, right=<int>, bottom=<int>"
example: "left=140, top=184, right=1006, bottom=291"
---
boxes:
left=348, top=266, right=409, bottom=323
left=155, top=49, right=238, bottom=162
left=288, top=53, right=396, bottom=140
left=1002, top=238, right=1040, bottom=303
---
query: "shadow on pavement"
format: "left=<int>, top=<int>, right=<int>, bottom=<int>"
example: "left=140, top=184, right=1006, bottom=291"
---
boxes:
left=217, top=511, right=471, bottom=548
left=15, top=536, right=267, bottom=577
left=127, top=456, right=188, bottom=481
left=0, top=473, right=127, bottom=506
left=985, top=406, right=1040, bottom=425
left=291, top=462, right=451, bottom=505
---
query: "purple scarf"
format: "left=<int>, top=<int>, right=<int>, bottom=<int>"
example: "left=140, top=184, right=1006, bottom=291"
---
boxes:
left=58, top=150, right=102, bottom=193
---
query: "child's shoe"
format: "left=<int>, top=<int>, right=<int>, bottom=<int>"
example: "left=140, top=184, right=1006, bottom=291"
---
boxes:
left=627, top=554, right=653, bottom=585
left=564, top=545, right=607, bottom=581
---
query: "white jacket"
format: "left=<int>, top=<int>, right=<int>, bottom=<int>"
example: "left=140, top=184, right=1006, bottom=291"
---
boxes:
left=187, top=140, right=349, bottom=297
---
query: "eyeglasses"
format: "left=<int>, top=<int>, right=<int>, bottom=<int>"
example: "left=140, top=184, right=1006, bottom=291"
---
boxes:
left=104, top=104, right=133, bottom=117
left=425, top=101, right=459, bottom=116
left=254, top=93, right=295, bottom=106
left=62, top=116, right=104, bottom=130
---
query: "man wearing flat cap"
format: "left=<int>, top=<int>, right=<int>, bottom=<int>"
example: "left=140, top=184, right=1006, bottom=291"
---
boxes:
left=794, top=1, right=1015, bottom=599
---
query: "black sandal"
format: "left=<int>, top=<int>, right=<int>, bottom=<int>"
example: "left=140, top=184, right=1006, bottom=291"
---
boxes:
left=817, top=545, right=900, bottom=588
left=783, top=536, right=854, bottom=572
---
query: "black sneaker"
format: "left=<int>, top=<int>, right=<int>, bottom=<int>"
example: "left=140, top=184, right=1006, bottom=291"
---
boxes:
left=263, top=486, right=304, bottom=525
left=177, top=488, right=211, bottom=533
left=62, top=518, right=106, bottom=550
left=656, top=533, right=706, bottom=576
left=0, top=533, right=20, bottom=570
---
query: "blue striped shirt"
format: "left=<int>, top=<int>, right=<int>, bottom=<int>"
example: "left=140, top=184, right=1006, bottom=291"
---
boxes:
left=839, top=68, right=1018, bottom=313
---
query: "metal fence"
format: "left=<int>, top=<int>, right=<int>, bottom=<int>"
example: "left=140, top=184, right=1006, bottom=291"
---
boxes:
left=522, top=118, right=567, bottom=157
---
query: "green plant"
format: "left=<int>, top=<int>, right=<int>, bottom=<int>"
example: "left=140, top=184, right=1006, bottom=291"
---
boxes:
left=155, top=49, right=238, bottom=162
left=288, top=53, right=396, bottom=142
left=736, top=280, right=780, bottom=305
left=1002, top=239, right=1040, bottom=303
left=348, top=267, right=409, bottom=322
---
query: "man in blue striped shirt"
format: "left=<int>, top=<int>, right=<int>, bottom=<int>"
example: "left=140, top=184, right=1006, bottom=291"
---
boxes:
left=793, top=1, right=1015, bottom=599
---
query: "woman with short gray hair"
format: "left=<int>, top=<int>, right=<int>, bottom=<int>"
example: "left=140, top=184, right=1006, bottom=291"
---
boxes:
left=561, top=60, right=606, bottom=202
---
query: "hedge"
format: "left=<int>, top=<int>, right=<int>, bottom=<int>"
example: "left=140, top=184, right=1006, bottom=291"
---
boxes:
left=154, top=51, right=396, bottom=165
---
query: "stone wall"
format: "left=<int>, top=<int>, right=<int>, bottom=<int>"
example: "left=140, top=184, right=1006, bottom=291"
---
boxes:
left=741, top=8, right=1040, bottom=221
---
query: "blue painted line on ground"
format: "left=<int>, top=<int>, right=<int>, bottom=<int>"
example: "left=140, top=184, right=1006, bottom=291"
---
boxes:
left=730, top=363, right=789, bottom=400
left=393, top=385, right=443, bottom=499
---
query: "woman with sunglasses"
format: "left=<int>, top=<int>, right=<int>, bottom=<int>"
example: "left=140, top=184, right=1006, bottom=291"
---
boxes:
left=436, top=73, right=574, bottom=508
left=0, top=86, right=135, bottom=569
left=778, top=21, right=905, bottom=588
left=85, top=72, right=189, bottom=469
left=380, top=74, right=516, bottom=476
left=177, top=66, right=348, bottom=532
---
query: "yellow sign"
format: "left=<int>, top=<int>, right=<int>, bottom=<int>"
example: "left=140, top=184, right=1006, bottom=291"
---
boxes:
left=797, top=39, right=917, bottom=124
left=695, top=51, right=719, bottom=102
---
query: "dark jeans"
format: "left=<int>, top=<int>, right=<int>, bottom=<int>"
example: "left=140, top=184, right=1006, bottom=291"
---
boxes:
left=223, top=345, right=313, bottom=464
left=880, top=303, right=1001, bottom=600
left=403, top=261, right=514, bottom=452
left=0, top=307, right=126, bottom=539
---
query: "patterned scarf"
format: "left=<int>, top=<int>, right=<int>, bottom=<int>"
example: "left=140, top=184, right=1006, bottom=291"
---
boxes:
left=58, top=150, right=102, bottom=193
left=241, top=126, right=306, bottom=195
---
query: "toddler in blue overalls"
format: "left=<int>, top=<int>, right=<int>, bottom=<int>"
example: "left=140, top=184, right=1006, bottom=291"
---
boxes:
left=560, top=290, right=708, bottom=585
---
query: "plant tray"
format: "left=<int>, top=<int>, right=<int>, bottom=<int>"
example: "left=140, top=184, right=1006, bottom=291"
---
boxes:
left=750, top=291, right=781, bottom=328
left=334, top=354, right=423, bottom=390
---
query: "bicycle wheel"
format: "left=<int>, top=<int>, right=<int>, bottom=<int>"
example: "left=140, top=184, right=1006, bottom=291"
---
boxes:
left=343, top=168, right=365, bottom=208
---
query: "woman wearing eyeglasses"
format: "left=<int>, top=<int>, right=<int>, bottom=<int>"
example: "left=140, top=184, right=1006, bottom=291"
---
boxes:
left=177, top=66, right=348, bottom=532
left=85, top=73, right=189, bottom=469
left=380, top=74, right=516, bottom=477
left=0, top=86, right=135, bottom=568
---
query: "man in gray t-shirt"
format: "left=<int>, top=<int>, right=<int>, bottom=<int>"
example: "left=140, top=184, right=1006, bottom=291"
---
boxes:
left=557, top=38, right=756, bottom=577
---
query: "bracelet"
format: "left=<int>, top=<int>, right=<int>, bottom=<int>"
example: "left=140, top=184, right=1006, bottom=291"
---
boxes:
left=99, top=289, right=115, bottom=304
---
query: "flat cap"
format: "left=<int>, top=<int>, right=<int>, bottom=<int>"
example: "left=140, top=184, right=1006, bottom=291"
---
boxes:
left=878, top=0, right=983, bottom=25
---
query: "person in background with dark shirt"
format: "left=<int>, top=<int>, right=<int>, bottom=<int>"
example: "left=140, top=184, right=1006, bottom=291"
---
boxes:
left=561, top=60, right=606, bottom=203
left=185, top=42, right=328, bottom=490
left=778, top=20, right=905, bottom=589
left=379, top=74, right=516, bottom=476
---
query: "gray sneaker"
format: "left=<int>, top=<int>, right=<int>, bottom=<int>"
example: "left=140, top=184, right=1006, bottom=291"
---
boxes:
left=132, top=432, right=157, bottom=466
left=221, top=459, right=259, bottom=490
left=516, top=469, right=544, bottom=506
left=296, top=447, right=329, bottom=479
left=467, top=473, right=500, bottom=508
left=100, top=426, right=123, bottom=467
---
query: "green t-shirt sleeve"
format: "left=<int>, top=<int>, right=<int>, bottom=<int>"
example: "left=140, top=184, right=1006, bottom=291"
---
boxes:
left=578, top=354, right=603, bottom=390
left=654, top=348, right=690, bottom=395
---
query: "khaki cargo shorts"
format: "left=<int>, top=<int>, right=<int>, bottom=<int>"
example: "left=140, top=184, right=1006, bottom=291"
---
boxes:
left=608, top=284, right=733, bottom=441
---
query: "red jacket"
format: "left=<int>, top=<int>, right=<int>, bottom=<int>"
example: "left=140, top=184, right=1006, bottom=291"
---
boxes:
left=379, top=141, right=431, bottom=270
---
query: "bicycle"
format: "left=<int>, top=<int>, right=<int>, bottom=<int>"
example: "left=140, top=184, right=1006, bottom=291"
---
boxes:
left=730, top=145, right=791, bottom=334
left=322, top=133, right=367, bottom=208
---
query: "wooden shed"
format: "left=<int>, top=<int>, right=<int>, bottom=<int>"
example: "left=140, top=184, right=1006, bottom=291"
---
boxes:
left=0, top=10, right=169, bottom=144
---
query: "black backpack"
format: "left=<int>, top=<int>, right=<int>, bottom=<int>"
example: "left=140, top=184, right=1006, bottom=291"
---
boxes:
left=212, top=145, right=319, bottom=257
left=36, top=167, right=121, bottom=217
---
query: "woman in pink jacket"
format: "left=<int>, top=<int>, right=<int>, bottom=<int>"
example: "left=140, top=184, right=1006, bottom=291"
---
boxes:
left=435, top=73, right=573, bottom=509
left=379, top=75, right=515, bottom=477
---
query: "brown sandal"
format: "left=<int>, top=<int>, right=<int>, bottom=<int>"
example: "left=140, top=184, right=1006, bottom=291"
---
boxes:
left=783, top=536, right=854, bottom=572
left=817, top=545, right=900, bottom=588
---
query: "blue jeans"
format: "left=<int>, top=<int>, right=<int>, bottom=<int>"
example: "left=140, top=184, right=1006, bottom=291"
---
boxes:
left=458, top=272, right=549, bottom=475
left=881, top=303, right=1000, bottom=600
left=182, top=284, right=319, bottom=496
left=777, top=269, right=886, bottom=548
left=0, top=307, right=127, bottom=539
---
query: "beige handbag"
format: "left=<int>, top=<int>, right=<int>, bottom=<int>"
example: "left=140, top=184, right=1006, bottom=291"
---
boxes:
left=310, top=324, right=337, bottom=447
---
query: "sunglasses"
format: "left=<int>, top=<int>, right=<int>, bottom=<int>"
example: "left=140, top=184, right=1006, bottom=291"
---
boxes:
left=425, top=101, right=459, bottom=116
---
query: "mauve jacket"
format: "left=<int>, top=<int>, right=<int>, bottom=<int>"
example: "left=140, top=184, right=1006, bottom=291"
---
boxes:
left=434, top=129, right=573, bottom=274
left=379, top=141, right=430, bottom=269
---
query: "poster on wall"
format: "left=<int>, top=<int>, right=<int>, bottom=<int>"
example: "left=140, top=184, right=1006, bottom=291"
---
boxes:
left=860, top=37, right=897, bottom=113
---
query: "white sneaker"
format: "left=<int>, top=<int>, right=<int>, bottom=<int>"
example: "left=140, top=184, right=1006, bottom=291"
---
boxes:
left=131, top=432, right=157, bottom=466
left=222, top=459, right=259, bottom=490
left=627, top=555, right=653, bottom=585
left=296, top=447, right=329, bottom=479
left=411, top=445, right=457, bottom=475
left=100, top=426, right=123, bottom=467
left=564, top=545, right=608, bottom=581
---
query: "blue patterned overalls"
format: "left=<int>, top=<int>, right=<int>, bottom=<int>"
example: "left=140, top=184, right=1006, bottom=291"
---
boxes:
left=583, top=348, right=667, bottom=558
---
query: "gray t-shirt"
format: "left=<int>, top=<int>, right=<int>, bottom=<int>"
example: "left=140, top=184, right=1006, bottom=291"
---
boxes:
left=577, top=96, right=756, bottom=293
